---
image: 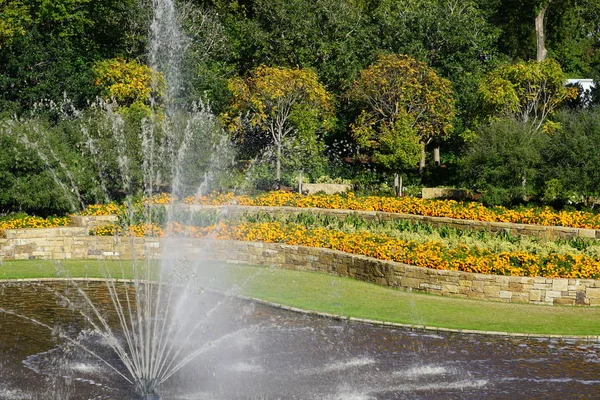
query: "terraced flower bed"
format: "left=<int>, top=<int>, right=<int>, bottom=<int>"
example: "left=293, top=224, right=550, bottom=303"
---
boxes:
left=6, top=193, right=600, bottom=280
left=178, top=192, right=600, bottom=229
left=87, top=211, right=600, bottom=279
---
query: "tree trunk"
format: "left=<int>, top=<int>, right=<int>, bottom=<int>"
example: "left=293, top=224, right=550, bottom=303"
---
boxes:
left=419, top=144, right=426, bottom=172
left=535, top=1, right=551, bottom=62
left=276, top=141, right=281, bottom=189
left=433, top=146, right=440, bottom=166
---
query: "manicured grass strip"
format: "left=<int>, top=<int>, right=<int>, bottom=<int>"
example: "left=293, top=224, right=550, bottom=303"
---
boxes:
left=223, top=265, right=600, bottom=336
left=0, top=259, right=146, bottom=280
left=1, top=260, right=599, bottom=336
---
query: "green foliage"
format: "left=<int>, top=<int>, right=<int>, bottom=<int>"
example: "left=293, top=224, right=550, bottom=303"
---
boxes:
left=217, top=0, right=371, bottom=92
left=0, top=97, right=232, bottom=214
left=478, top=59, right=576, bottom=131
left=485, top=0, right=600, bottom=76
left=539, top=107, right=600, bottom=205
left=347, top=54, right=455, bottom=170
left=547, top=0, right=600, bottom=77
left=352, top=112, right=422, bottom=171
left=542, top=178, right=563, bottom=203
left=1, top=0, right=600, bottom=207
left=93, top=58, right=165, bottom=115
left=0, top=0, right=144, bottom=113
left=372, top=0, right=499, bottom=80
left=0, top=0, right=30, bottom=48
left=0, top=118, right=87, bottom=215
left=223, top=65, right=334, bottom=184
left=371, top=0, right=500, bottom=133
left=459, top=119, right=547, bottom=206
left=175, top=2, right=234, bottom=111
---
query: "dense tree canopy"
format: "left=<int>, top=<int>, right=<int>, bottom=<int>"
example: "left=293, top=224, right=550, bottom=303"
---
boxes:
left=1, top=0, right=600, bottom=212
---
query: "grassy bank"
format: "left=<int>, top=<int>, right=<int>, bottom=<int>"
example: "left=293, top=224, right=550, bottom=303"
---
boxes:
left=1, top=259, right=599, bottom=336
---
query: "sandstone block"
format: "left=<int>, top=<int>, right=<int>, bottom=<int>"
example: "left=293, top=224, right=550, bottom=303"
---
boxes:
left=508, top=282, right=523, bottom=292
left=442, top=284, right=459, bottom=294
left=586, top=288, right=600, bottom=299
left=578, top=229, right=596, bottom=239
left=483, top=285, right=500, bottom=297
left=553, top=298, right=575, bottom=305
left=471, top=281, right=485, bottom=293
left=511, top=293, right=529, bottom=303
left=533, top=283, right=551, bottom=290
left=466, top=292, right=487, bottom=300
left=552, top=280, right=568, bottom=292
left=588, top=298, right=600, bottom=306
left=420, top=283, right=441, bottom=291
left=544, top=291, right=562, bottom=303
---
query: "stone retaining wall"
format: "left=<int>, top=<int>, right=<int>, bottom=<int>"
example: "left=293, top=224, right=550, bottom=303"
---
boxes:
left=422, top=187, right=471, bottom=200
left=203, top=241, right=600, bottom=306
left=301, top=183, right=352, bottom=195
left=0, top=230, right=161, bottom=260
left=2, top=225, right=600, bottom=306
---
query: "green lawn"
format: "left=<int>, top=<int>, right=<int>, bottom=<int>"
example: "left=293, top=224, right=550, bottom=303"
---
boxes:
left=1, top=259, right=599, bottom=336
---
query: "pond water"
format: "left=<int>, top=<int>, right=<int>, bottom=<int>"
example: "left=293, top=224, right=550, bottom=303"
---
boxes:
left=0, top=281, right=599, bottom=399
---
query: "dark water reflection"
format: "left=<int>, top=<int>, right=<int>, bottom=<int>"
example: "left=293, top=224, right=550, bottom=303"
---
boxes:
left=0, top=281, right=599, bottom=399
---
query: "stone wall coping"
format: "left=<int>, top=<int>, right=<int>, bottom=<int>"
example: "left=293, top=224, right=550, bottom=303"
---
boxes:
left=2, top=226, right=88, bottom=239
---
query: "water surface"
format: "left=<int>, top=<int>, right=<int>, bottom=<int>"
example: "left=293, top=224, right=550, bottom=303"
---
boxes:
left=0, top=281, right=599, bottom=399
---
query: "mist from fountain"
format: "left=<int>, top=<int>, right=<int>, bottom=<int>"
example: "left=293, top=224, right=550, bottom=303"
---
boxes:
left=73, top=0, right=245, bottom=397
left=0, top=0, right=246, bottom=397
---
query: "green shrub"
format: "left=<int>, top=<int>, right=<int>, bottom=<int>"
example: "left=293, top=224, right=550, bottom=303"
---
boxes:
left=540, top=107, right=600, bottom=206
left=459, top=118, right=546, bottom=206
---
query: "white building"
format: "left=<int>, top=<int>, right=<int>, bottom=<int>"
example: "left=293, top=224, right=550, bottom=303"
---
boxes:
left=566, top=78, right=596, bottom=106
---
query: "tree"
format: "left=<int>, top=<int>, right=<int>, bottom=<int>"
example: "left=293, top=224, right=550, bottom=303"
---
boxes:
left=211, top=0, right=371, bottom=94
left=535, top=1, right=551, bottom=61
left=177, top=2, right=233, bottom=111
left=545, top=0, right=600, bottom=77
left=540, top=107, right=600, bottom=205
left=478, top=59, right=577, bottom=132
left=351, top=111, right=421, bottom=171
left=483, top=0, right=600, bottom=73
left=371, top=0, right=499, bottom=139
left=222, top=65, right=334, bottom=186
left=459, top=118, right=547, bottom=206
left=93, top=58, right=165, bottom=114
left=0, top=0, right=30, bottom=48
left=347, top=54, right=455, bottom=170
left=0, top=0, right=145, bottom=113
left=372, top=0, right=498, bottom=73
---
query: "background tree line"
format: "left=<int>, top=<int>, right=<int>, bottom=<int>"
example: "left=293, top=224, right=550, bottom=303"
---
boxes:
left=1, top=0, right=600, bottom=215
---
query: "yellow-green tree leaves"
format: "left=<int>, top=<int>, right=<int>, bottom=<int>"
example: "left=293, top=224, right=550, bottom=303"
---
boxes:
left=347, top=54, right=455, bottom=170
left=92, top=58, right=165, bottom=115
left=0, top=0, right=30, bottom=48
left=223, top=65, right=334, bottom=184
left=478, top=59, right=577, bottom=131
